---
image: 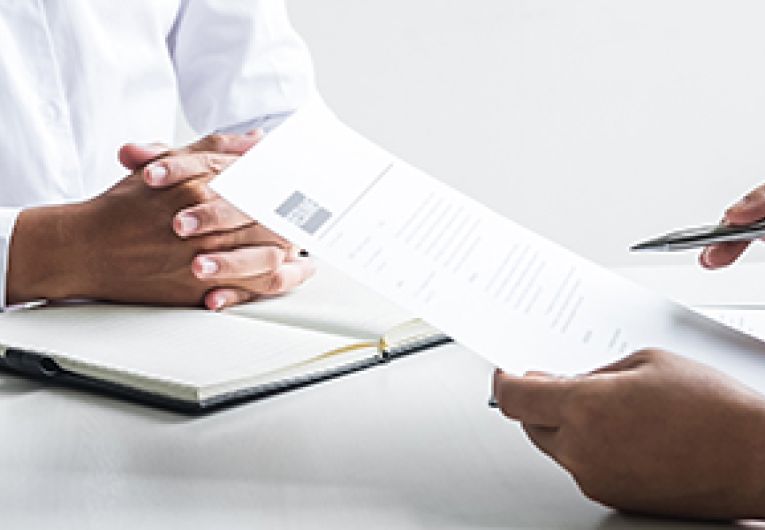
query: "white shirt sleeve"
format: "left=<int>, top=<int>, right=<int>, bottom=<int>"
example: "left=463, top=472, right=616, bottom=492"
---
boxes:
left=0, top=207, right=22, bottom=310
left=168, top=0, right=316, bottom=135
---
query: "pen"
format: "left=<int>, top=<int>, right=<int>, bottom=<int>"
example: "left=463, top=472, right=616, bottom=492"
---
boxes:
left=630, top=218, right=765, bottom=252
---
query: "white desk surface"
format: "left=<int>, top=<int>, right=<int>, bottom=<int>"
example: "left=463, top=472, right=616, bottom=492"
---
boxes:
left=0, top=341, right=744, bottom=529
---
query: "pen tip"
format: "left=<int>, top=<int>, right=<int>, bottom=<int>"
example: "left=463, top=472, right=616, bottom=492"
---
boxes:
left=629, top=242, right=654, bottom=252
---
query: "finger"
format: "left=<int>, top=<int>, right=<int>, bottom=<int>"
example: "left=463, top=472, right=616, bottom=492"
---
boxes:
left=143, top=152, right=238, bottom=188
left=198, top=223, right=291, bottom=253
left=241, top=257, right=316, bottom=296
left=525, top=370, right=553, bottom=378
left=492, top=369, right=571, bottom=427
left=587, top=350, right=653, bottom=376
left=118, top=142, right=170, bottom=171
left=205, top=287, right=255, bottom=311
left=258, top=257, right=316, bottom=295
left=699, top=241, right=750, bottom=269
left=174, top=197, right=253, bottom=237
left=183, top=130, right=263, bottom=157
left=123, top=130, right=262, bottom=176
left=522, top=423, right=560, bottom=461
left=725, top=185, right=765, bottom=225
left=192, top=247, right=287, bottom=280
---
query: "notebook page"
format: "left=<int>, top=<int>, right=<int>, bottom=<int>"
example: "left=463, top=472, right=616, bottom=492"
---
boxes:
left=0, top=305, right=360, bottom=394
left=213, top=97, right=765, bottom=392
left=227, top=260, right=413, bottom=341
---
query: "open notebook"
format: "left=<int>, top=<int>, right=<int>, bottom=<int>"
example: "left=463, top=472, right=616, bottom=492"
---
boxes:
left=0, top=264, right=449, bottom=412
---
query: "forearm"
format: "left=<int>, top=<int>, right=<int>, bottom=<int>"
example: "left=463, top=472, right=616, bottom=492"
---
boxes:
left=6, top=205, right=84, bottom=305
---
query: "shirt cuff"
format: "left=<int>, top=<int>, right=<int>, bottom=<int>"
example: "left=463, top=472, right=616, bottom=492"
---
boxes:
left=217, top=111, right=296, bottom=136
left=0, top=207, right=22, bottom=311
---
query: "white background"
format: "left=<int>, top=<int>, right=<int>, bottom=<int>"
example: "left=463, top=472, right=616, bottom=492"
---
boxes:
left=181, top=0, right=765, bottom=268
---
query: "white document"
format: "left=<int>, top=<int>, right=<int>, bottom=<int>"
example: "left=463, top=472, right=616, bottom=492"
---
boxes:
left=617, top=263, right=765, bottom=308
left=214, top=97, right=765, bottom=391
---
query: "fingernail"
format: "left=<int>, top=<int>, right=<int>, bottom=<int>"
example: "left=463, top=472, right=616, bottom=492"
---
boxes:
left=700, top=248, right=712, bottom=268
left=145, top=163, right=168, bottom=185
left=176, top=213, right=199, bottom=236
left=196, top=257, right=219, bottom=277
left=212, top=293, right=227, bottom=310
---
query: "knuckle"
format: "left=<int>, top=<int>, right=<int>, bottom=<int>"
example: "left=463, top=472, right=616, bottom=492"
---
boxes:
left=200, top=152, right=228, bottom=174
left=267, top=271, right=286, bottom=293
left=262, top=247, right=285, bottom=271
left=213, top=253, right=232, bottom=272
left=201, top=233, right=229, bottom=252
left=231, top=289, right=256, bottom=306
left=161, top=147, right=184, bottom=158
left=631, top=347, right=661, bottom=364
left=158, top=157, right=178, bottom=176
left=198, top=202, right=222, bottom=227
left=205, top=133, right=227, bottom=152
left=296, top=267, right=314, bottom=285
left=240, top=224, right=270, bottom=246
left=180, top=181, right=215, bottom=204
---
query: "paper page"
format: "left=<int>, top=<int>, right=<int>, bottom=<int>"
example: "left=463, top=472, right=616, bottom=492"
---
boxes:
left=0, top=305, right=361, bottom=396
left=616, top=263, right=765, bottom=307
left=696, top=307, right=765, bottom=340
left=213, top=96, right=765, bottom=392
left=227, top=260, right=412, bottom=341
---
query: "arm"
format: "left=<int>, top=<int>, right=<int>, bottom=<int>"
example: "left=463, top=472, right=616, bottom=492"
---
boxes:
left=4, top=1, right=315, bottom=311
left=168, top=0, right=315, bottom=135
left=493, top=349, right=765, bottom=520
left=0, top=207, right=21, bottom=307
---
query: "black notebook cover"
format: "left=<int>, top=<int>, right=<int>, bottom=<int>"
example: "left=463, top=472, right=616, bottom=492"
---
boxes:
left=0, top=335, right=451, bottom=414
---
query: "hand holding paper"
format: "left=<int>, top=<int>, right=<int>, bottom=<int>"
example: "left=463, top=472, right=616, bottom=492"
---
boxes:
left=493, top=348, right=765, bottom=519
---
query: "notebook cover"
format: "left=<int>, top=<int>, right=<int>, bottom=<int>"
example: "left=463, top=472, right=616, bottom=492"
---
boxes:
left=0, top=334, right=451, bottom=414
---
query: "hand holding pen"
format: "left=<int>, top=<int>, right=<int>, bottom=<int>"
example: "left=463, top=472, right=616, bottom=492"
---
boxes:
left=700, top=186, right=765, bottom=269
left=630, top=182, right=765, bottom=268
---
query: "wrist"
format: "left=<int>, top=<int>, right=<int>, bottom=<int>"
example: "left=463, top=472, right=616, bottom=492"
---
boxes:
left=742, top=399, right=765, bottom=518
left=6, top=204, right=88, bottom=304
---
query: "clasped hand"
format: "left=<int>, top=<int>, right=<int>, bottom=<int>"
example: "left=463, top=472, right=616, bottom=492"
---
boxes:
left=7, top=131, right=314, bottom=309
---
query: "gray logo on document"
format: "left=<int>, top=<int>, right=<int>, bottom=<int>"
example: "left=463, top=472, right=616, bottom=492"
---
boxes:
left=275, top=191, right=332, bottom=235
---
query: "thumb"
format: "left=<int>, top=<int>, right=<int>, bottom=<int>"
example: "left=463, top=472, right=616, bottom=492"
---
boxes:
left=725, top=185, right=765, bottom=225
left=118, top=143, right=170, bottom=171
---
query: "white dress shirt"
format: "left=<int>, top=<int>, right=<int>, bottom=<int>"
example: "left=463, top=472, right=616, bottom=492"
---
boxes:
left=0, top=0, right=314, bottom=307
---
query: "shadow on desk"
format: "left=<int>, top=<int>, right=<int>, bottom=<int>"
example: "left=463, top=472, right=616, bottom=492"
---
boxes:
left=599, top=512, right=740, bottom=529
left=0, top=371, right=43, bottom=394
left=0, top=370, right=188, bottom=424
left=0, top=346, right=754, bottom=529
